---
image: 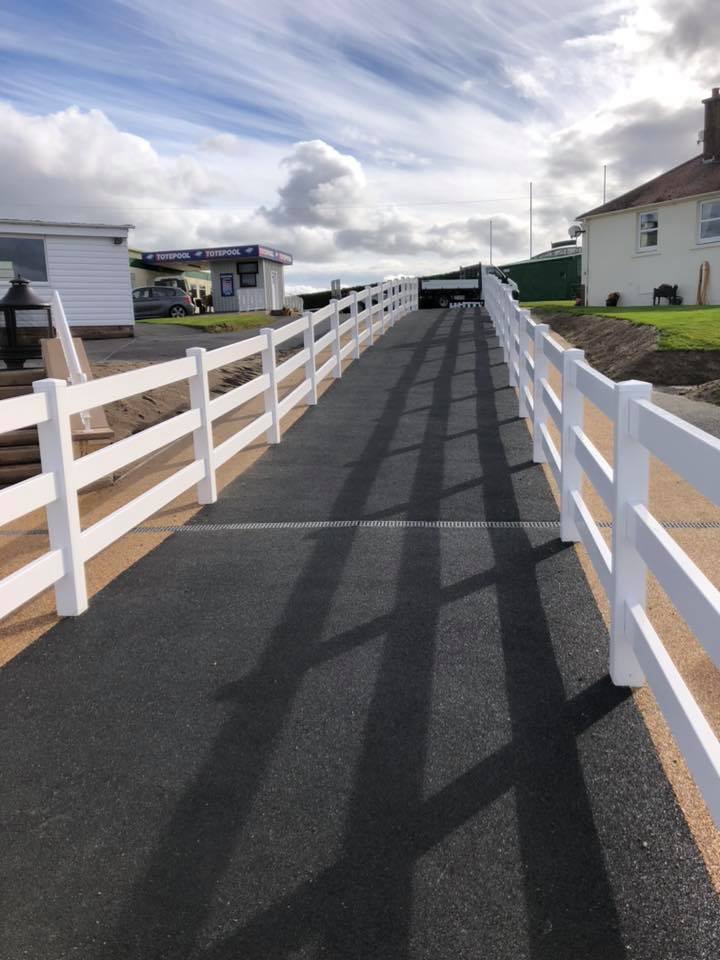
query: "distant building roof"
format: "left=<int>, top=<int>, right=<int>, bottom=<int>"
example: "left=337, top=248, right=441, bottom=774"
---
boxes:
left=577, top=155, right=720, bottom=219
left=0, top=218, right=133, bottom=230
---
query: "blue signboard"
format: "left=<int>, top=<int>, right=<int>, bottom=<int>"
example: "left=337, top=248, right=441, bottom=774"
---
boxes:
left=141, top=244, right=293, bottom=265
left=220, top=273, right=235, bottom=297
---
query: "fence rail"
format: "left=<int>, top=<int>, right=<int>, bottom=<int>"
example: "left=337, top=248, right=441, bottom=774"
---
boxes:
left=484, top=275, right=720, bottom=828
left=0, top=277, right=418, bottom=623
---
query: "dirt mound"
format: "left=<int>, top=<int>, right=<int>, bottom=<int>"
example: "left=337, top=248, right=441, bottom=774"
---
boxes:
left=93, top=358, right=263, bottom=443
left=538, top=312, right=720, bottom=385
left=540, top=313, right=658, bottom=380
left=685, top=379, right=720, bottom=404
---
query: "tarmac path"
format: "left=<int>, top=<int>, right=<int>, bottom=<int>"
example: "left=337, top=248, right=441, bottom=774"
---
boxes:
left=1, top=308, right=718, bottom=959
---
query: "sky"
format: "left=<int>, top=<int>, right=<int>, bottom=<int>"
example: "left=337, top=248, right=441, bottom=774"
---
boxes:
left=0, top=0, right=716, bottom=291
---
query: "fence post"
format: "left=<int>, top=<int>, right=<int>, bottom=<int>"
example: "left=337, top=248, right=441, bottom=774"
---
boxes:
left=366, top=287, right=374, bottom=345
left=330, top=298, right=342, bottom=378
left=610, top=380, right=652, bottom=686
left=33, top=378, right=88, bottom=616
left=507, top=303, right=518, bottom=387
left=302, top=312, right=318, bottom=404
left=517, top=309, right=531, bottom=418
left=379, top=282, right=386, bottom=333
left=261, top=328, right=281, bottom=443
left=499, top=291, right=509, bottom=362
left=351, top=290, right=361, bottom=360
left=186, top=347, right=217, bottom=504
left=560, top=348, right=585, bottom=542
left=532, top=323, right=550, bottom=463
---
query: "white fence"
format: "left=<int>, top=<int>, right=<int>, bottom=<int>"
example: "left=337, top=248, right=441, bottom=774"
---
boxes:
left=0, top=277, right=418, bottom=621
left=484, top=275, right=720, bottom=828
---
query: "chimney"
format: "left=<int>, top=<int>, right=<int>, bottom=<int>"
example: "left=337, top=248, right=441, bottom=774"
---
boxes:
left=702, top=87, right=720, bottom=162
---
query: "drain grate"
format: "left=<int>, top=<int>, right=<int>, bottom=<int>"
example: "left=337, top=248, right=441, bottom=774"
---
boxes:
left=3, top=518, right=720, bottom=537
left=135, top=519, right=561, bottom=532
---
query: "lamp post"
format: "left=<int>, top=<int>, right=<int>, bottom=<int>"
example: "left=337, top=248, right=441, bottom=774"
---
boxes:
left=0, top=276, right=54, bottom=369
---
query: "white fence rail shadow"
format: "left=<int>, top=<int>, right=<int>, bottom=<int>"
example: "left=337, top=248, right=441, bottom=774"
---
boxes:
left=0, top=277, right=418, bottom=621
left=484, top=275, right=720, bottom=828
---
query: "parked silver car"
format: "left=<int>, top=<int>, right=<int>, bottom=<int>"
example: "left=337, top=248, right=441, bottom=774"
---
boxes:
left=132, top=286, right=195, bottom=320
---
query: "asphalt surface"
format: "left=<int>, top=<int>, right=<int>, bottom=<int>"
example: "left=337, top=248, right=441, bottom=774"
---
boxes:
left=83, top=315, right=321, bottom=364
left=652, top=389, right=720, bottom=439
left=1, top=308, right=718, bottom=959
left=83, top=320, right=720, bottom=441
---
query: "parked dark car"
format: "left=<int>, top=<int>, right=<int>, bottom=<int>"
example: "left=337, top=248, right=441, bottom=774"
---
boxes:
left=132, top=285, right=194, bottom=320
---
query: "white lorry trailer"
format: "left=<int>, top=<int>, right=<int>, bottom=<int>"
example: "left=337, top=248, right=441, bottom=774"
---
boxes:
left=418, top=265, right=518, bottom=308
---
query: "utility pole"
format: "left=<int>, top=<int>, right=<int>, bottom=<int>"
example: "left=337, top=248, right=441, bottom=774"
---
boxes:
left=529, top=181, right=533, bottom=259
left=489, top=219, right=493, bottom=265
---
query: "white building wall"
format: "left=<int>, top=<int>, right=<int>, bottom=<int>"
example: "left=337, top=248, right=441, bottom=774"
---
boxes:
left=261, top=259, right=285, bottom=312
left=0, top=221, right=133, bottom=329
left=210, top=262, right=266, bottom=312
left=210, top=261, right=287, bottom=313
left=45, top=235, right=133, bottom=327
left=583, top=194, right=720, bottom=306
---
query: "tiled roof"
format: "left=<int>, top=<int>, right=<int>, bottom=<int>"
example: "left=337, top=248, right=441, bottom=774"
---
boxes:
left=577, top=155, right=720, bottom=219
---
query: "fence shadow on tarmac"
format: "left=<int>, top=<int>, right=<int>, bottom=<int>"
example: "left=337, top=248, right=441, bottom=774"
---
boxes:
left=106, top=312, right=630, bottom=960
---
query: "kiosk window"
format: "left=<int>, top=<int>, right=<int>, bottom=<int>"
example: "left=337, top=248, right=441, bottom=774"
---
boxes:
left=237, top=261, right=258, bottom=287
left=0, top=237, right=48, bottom=281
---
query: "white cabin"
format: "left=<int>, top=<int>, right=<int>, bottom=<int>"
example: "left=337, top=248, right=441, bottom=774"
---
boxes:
left=0, top=219, right=134, bottom=337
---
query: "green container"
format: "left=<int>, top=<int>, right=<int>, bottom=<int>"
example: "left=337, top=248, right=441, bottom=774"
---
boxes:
left=499, top=253, right=581, bottom=302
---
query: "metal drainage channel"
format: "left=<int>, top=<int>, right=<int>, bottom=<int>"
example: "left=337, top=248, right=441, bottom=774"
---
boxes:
left=4, top=519, right=720, bottom=536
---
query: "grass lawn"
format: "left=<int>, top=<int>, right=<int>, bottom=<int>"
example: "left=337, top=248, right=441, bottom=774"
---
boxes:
left=139, top=312, right=274, bottom=333
left=521, top=301, right=720, bottom=350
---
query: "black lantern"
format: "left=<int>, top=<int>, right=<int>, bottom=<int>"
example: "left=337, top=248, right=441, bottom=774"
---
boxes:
left=0, top=276, right=54, bottom=370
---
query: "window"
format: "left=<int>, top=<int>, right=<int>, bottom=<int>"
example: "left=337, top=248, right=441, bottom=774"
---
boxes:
left=638, top=212, right=658, bottom=250
left=0, top=237, right=48, bottom=281
left=132, top=287, right=152, bottom=300
left=699, top=199, right=720, bottom=243
left=237, top=260, right=258, bottom=287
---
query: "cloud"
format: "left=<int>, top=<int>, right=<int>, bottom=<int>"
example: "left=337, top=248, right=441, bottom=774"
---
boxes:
left=0, top=102, right=211, bottom=218
left=260, top=140, right=366, bottom=229
left=336, top=211, right=525, bottom=262
left=656, top=0, right=720, bottom=59
left=2, top=1, right=719, bottom=286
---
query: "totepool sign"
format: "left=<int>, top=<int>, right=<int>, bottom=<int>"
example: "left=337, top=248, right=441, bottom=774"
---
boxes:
left=141, top=244, right=293, bottom=265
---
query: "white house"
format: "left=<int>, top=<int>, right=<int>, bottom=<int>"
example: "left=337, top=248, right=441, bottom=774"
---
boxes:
left=0, top=219, right=134, bottom=337
left=577, top=89, right=720, bottom=307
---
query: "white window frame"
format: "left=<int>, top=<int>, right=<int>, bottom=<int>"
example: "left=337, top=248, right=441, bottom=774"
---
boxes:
left=698, top=197, right=720, bottom=245
left=637, top=211, right=659, bottom=252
